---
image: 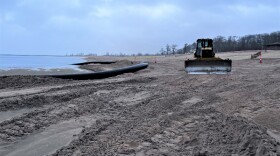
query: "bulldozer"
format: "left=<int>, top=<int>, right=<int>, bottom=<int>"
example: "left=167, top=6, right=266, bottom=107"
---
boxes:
left=185, top=38, right=232, bottom=74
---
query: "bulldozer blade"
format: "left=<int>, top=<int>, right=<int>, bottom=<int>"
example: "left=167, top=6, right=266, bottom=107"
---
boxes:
left=185, top=59, right=232, bottom=74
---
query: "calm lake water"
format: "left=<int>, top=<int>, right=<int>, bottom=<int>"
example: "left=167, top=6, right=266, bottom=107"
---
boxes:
left=0, top=55, right=85, bottom=70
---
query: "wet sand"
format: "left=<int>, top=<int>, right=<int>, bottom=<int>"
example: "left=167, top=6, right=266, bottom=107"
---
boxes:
left=0, top=50, right=280, bottom=155
left=0, top=68, right=90, bottom=76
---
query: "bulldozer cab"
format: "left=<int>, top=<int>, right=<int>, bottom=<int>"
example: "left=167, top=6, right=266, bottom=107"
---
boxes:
left=194, top=39, right=215, bottom=58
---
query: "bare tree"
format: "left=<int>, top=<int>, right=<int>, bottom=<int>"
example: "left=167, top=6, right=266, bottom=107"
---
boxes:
left=160, top=48, right=165, bottom=55
left=166, top=44, right=171, bottom=55
left=171, top=44, right=177, bottom=55
left=183, top=43, right=191, bottom=53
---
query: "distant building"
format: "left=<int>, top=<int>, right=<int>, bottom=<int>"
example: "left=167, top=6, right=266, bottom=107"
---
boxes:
left=263, top=42, right=280, bottom=50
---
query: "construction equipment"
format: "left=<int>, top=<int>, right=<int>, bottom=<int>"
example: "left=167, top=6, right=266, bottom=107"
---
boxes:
left=251, top=51, right=261, bottom=59
left=185, top=39, right=232, bottom=74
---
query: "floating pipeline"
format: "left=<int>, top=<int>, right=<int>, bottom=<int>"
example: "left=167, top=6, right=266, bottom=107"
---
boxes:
left=49, top=62, right=149, bottom=80
left=72, top=61, right=117, bottom=65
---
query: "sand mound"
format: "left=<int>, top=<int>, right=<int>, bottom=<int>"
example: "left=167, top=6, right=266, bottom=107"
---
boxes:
left=80, top=60, right=134, bottom=72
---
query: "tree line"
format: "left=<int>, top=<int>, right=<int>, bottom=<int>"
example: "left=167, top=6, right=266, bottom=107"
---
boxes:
left=67, top=31, right=280, bottom=56
left=212, top=31, right=280, bottom=52
left=160, top=31, right=280, bottom=54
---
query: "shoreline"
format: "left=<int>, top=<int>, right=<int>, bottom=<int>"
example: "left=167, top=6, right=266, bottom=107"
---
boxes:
left=0, top=59, right=134, bottom=76
left=0, top=67, right=91, bottom=76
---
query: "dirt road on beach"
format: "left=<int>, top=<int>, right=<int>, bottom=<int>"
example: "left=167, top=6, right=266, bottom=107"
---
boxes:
left=0, top=50, right=280, bottom=155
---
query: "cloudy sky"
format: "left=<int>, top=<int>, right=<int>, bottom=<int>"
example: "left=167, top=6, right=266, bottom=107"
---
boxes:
left=0, top=0, right=280, bottom=55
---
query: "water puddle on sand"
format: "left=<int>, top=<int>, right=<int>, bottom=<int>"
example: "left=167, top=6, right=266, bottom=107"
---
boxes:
left=0, top=87, right=47, bottom=98
left=182, top=97, right=203, bottom=108
left=0, top=109, right=36, bottom=123
left=0, top=115, right=97, bottom=156
left=114, top=91, right=151, bottom=106
left=267, top=130, right=280, bottom=143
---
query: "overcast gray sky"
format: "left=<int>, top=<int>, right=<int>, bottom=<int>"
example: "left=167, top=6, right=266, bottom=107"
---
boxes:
left=0, top=0, right=280, bottom=55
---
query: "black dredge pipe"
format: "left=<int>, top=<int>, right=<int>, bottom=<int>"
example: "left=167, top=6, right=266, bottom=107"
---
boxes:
left=49, top=62, right=148, bottom=80
left=72, top=61, right=117, bottom=65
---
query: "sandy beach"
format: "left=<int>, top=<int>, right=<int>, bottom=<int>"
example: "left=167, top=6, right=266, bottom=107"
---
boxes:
left=0, top=50, right=280, bottom=155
